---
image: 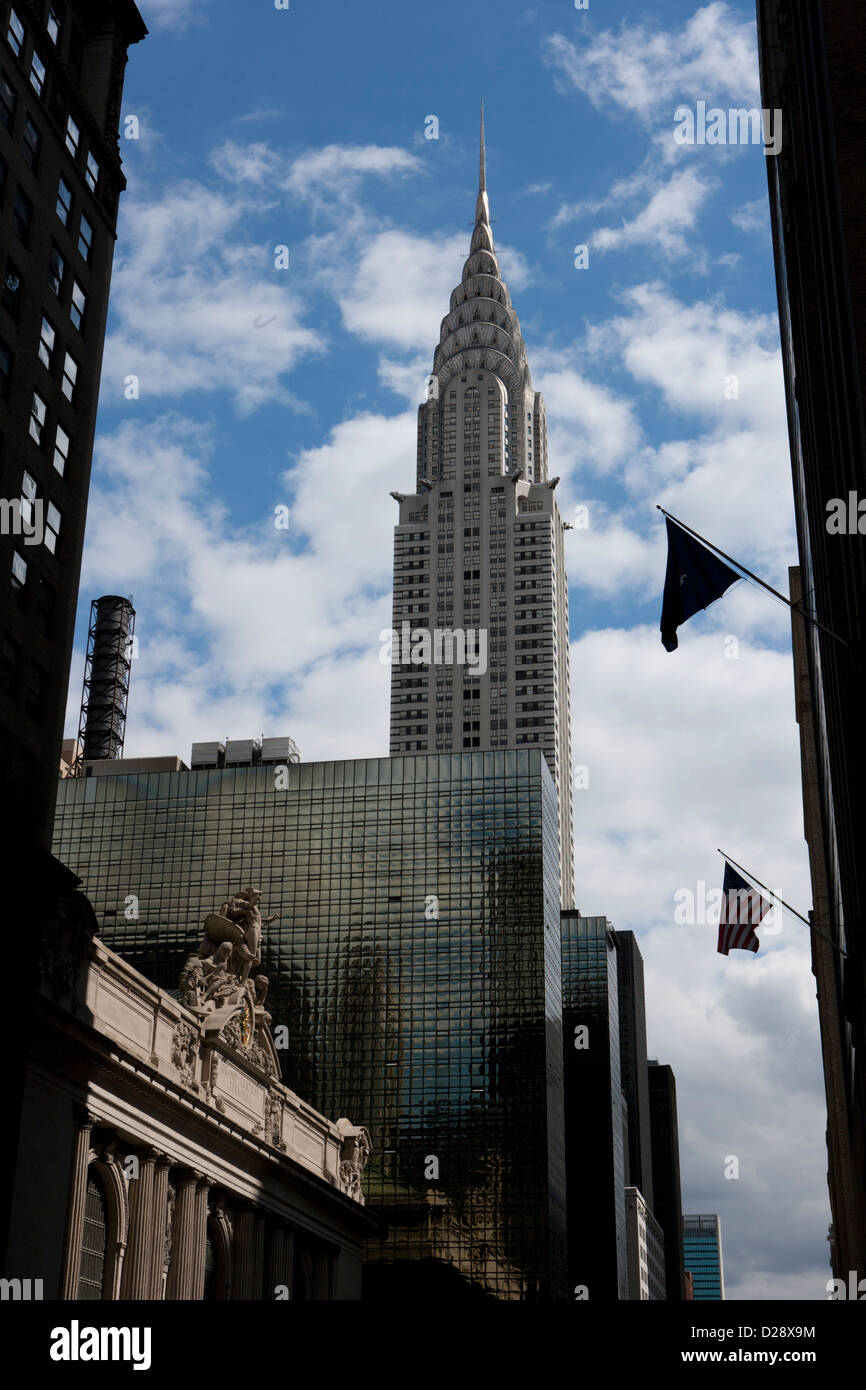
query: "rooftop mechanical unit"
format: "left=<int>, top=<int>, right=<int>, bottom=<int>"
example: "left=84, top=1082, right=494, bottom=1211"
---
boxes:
left=75, top=596, right=136, bottom=769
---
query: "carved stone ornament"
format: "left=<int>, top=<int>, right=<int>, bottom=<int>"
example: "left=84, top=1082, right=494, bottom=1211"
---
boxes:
left=170, top=1020, right=200, bottom=1091
left=184, top=890, right=281, bottom=1077
left=336, top=1118, right=372, bottom=1204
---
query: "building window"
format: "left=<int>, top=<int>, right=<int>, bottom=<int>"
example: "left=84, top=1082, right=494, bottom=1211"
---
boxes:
left=85, top=149, right=99, bottom=192
left=53, top=422, right=70, bottom=475
left=49, top=243, right=65, bottom=296
left=70, top=279, right=85, bottom=331
left=11, top=549, right=27, bottom=591
left=57, top=176, right=72, bottom=226
left=29, top=389, right=46, bottom=443
left=65, top=112, right=79, bottom=157
left=20, top=467, right=37, bottom=526
left=61, top=350, right=77, bottom=401
left=0, top=336, right=11, bottom=397
left=2, top=261, right=22, bottom=316
left=0, top=152, right=6, bottom=203
left=44, top=500, right=60, bottom=553
left=13, top=185, right=32, bottom=244
left=6, top=10, right=24, bottom=59
left=22, top=113, right=40, bottom=170
left=47, top=5, right=63, bottom=46
left=78, top=213, right=93, bottom=262
left=0, top=69, right=16, bottom=130
left=38, top=314, right=55, bottom=369
left=77, top=1171, right=107, bottom=1300
left=29, top=50, right=45, bottom=97
left=36, top=575, right=55, bottom=632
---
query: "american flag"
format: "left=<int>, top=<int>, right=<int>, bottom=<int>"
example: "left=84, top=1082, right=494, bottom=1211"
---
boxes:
left=717, top=861, right=772, bottom=955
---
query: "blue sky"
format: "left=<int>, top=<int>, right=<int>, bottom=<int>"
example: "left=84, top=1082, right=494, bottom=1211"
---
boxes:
left=68, top=0, right=829, bottom=1299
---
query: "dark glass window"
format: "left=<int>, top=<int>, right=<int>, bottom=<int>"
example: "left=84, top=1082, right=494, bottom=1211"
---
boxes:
left=78, top=213, right=93, bottom=262
left=47, top=6, right=63, bottom=46
left=56, top=176, right=72, bottom=226
left=11, top=549, right=27, bottom=591
left=77, top=1172, right=107, bottom=1300
left=2, top=261, right=22, bottom=317
left=22, top=113, right=40, bottom=170
left=29, top=50, right=45, bottom=97
left=65, top=112, right=79, bottom=157
left=53, top=422, right=70, bottom=475
left=0, top=152, right=6, bottom=202
left=24, top=659, right=47, bottom=712
left=49, top=243, right=65, bottom=296
left=61, top=350, right=77, bottom=401
left=0, top=632, right=21, bottom=695
left=6, top=11, right=24, bottom=60
left=13, top=185, right=32, bottom=244
left=0, top=69, right=16, bottom=130
left=36, top=575, right=55, bottom=633
left=0, top=337, right=11, bottom=397
left=70, top=279, right=85, bottom=331
left=85, top=149, right=99, bottom=192
left=29, top=389, right=46, bottom=444
left=38, top=314, right=55, bottom=369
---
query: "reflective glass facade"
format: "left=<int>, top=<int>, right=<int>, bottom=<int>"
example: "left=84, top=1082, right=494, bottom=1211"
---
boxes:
left=54, top=749, right=567, bottom=1299
left=682, top=1214, right=725, bottom=1300
left=560, top=911, right=628, bottom=1300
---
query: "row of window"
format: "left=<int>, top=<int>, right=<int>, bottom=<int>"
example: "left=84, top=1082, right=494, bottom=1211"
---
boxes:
left=5, top=5, right=99, bottom=185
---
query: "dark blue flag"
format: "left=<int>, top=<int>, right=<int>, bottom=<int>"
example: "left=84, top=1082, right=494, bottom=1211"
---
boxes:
left=718, top=861, right=771, bottom=955
left=660, top=517, right=740, bottom=651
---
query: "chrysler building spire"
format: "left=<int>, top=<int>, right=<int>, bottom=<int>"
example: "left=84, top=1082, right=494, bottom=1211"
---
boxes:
left=388, top=118, right=575, bottom=907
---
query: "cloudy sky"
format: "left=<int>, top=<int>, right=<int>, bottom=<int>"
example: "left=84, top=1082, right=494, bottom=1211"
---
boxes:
left=68, top=0, right=829, bottom=1299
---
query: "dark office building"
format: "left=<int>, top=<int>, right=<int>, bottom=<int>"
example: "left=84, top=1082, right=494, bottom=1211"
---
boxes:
left=0, top=0, right=145, bottom=1272
left=648, top=1059, right=687, bottom=1301
left=54, top=747, right=569, bottom=1300
left=615, top=931, right=653, bottom=1211
left=560, top=911, right=628, bottom=1300
left=1, top=0, right=146, bottom=848
left=757, top=0, right=866, bottom=1279
left=682, top=1214, right=725, bottom=1300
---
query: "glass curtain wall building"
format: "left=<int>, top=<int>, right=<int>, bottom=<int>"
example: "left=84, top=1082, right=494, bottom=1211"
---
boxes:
left=54, top=748, right=568, bottom=1299
left=682, top=1214, right=726, bottom=1300
left=560, top=911, right=628, bottom=1299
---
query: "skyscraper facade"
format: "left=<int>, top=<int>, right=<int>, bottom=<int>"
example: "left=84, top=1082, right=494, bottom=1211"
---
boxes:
left=682, top=1214, right=725, bottom=1301
left=388, top=113, right=574, bottom=908
left=54, top=747, right=569, bottom=1299
left=560, top=911, right=628, bottom=1299
left=757, top=0, right=866, bottom=1279
left=615, top=931, right=654, bottom=1210
left=647, top=1059, right=687, bottom=1301
left=0, top=0, right=146, bottom=850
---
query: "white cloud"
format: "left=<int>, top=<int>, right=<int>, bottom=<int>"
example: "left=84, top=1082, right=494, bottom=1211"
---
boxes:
left=593, top=167, right=716, bottom=262
left=139, top=0, right=199, bottom=31
left=732, top=197, right=771, bottom=237
left=542, top=3, right=760, bottom=125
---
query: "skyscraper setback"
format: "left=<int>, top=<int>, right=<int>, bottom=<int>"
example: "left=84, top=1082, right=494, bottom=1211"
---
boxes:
left=388, top=111, right=574, bottom=907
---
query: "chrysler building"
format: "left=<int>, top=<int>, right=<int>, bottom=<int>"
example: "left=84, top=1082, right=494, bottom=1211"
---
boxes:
left=389, top=111, right=574, bottom=906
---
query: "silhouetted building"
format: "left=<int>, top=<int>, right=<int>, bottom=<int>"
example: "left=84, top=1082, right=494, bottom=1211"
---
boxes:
left=682, top=1214, right=725, bottom=1300
left=615, top=932, right=653, bottom=1210
left=648, top=1059, right=687, bottom=1300
left=561, top=911, right=628, bottom=1300
left=0, top=0, right=145, bottom=1274
left=757, top=0, right=866, bottom=1279
left=54, top=747, right=569, bottom=1300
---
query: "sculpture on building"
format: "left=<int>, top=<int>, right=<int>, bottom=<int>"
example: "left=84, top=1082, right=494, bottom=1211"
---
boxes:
left=336, top=1118, right=372, bottom=1204
left=179, top=889, right=281, bottom=1078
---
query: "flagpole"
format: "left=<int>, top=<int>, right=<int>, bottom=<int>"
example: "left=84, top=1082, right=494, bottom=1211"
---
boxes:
left=657, top=506, right=848, bottom=647
left=717, top=848, right=847, bottom=957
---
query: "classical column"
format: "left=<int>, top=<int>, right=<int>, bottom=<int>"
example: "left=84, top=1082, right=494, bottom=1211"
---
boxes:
left=164, top=1169, right=201, bottom=1300
left=232, top=1207, right=256, bottom=1299
left=149, top=1156, right=172, bottom=1299
left=312, top=1245, right=335, bottom=1300
left=119, top=1148, right=158, bottom=1299
left=61, top=1110, right=95, bottom=1300
left=252, top=1212, right=266, bottom=1301
left=190, top=1175, right=211, bottom=1300
left=267, top=1224, right=295, bottom=1299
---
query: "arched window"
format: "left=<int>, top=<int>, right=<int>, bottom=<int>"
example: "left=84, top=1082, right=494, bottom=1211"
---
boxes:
left=77, top=1170, right=107, bottom=1300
